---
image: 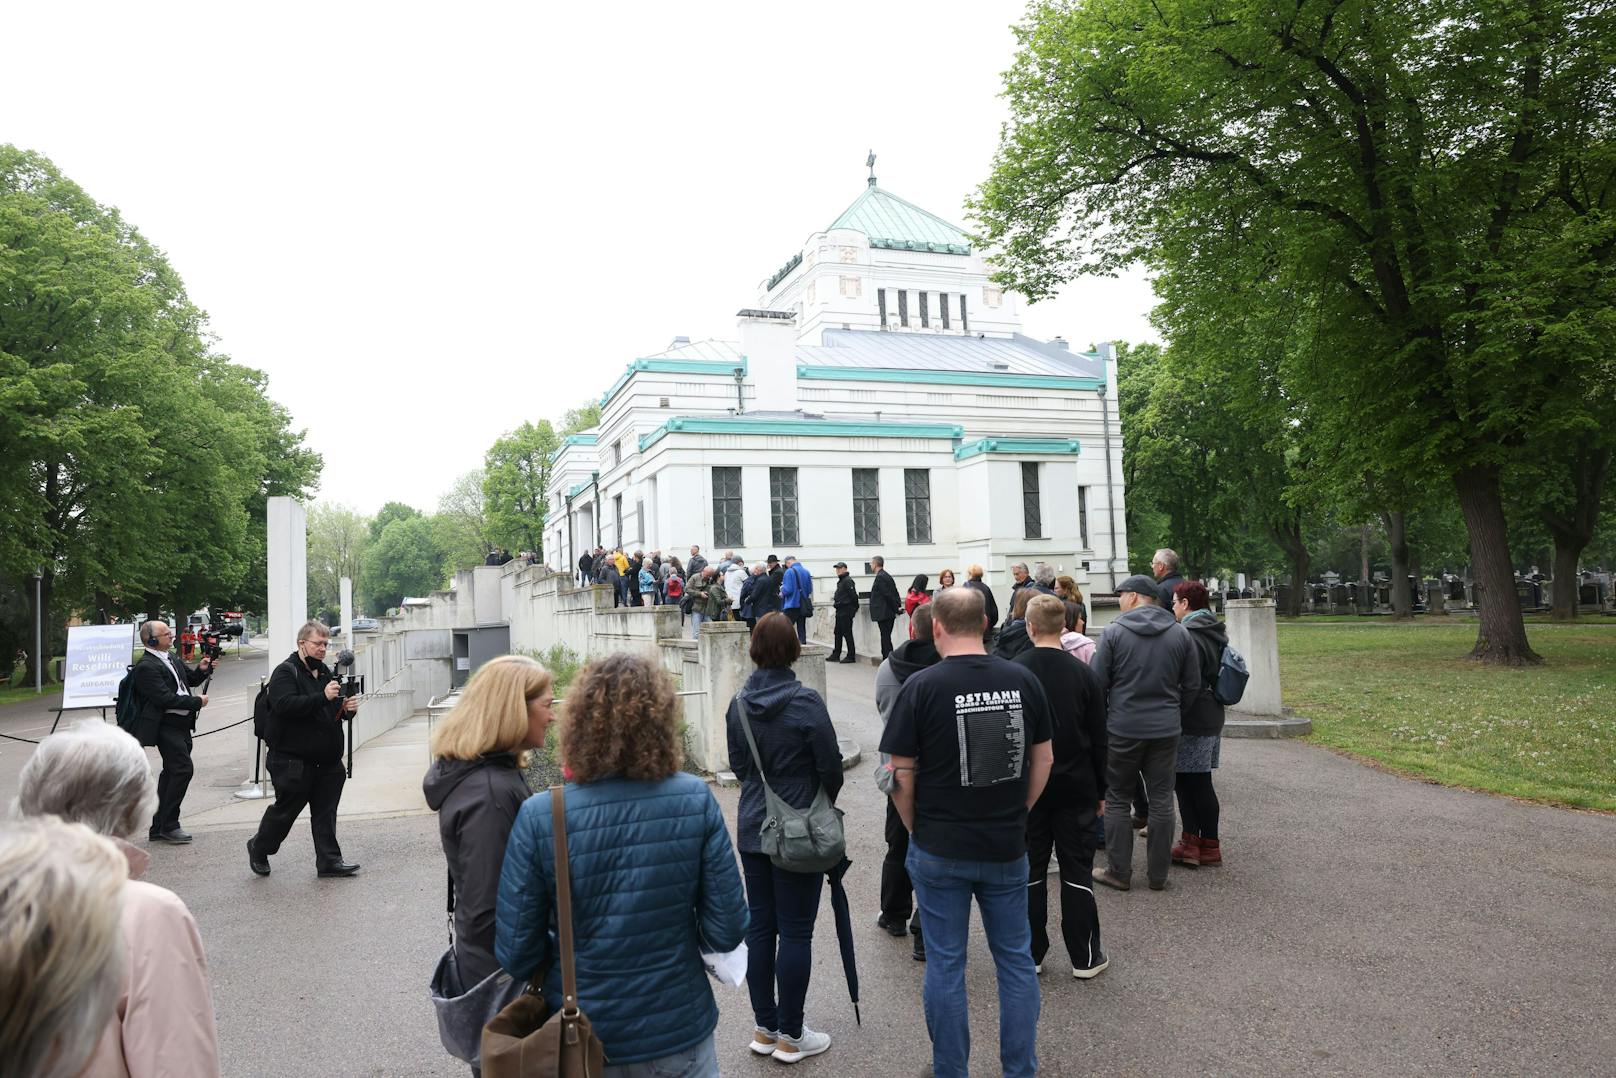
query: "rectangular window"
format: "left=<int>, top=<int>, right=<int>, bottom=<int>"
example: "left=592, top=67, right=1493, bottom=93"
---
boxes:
left=1021, top=462, right=1042, bottom=539
left=898, top=290, right=909, bottom=328
left=769, top=467, right=800, bottom=546
left=941, top=291, right=950, bottom=329
left=613, top=494, right=623, bottom=546
left=852, top=468, right=881, bottom=545
left=960, top=293, right=969, bottom=333
left=1078, top=486, right=1090, bottom=547
left=712, top=467, right=743, bottom=548
left=611, top=441, right=621, bottom=468
left=877, top=288, right=887, bottom=327
left=919, top=291, right=929, bottom=328
left=904, top=469, right=932, bottom=544
left=636, top=499, right=645, bottom=545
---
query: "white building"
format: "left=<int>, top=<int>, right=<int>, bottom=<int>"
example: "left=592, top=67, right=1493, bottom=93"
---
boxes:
left=546, top=172, right=1128, bottom=595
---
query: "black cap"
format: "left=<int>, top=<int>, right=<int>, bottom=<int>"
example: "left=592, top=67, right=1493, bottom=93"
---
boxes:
left=1117, top=574, right=1161, bottom=597
left=767, top=554, right=779, bottom=563
left=833, top=561, right=847, bottom=569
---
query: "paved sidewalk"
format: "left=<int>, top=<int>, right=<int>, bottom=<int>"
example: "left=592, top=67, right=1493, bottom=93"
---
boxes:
left=4, top=658, right=1614, bottom=1076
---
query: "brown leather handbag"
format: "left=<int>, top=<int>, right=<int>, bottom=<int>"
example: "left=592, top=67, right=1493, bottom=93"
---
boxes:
left=481, top=786, right=606, bottom=1077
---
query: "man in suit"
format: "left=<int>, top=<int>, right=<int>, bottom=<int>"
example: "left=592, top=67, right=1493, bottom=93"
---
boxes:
left=134, top=620, right=213, bottom=844
left=868, top=554, right=902, bottom=658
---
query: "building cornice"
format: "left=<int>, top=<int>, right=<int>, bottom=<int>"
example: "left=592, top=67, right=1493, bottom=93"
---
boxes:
left=639, top=415, right=964, bottom=454
left=954, top=437, right=1082, bottom=461
left=601, top=358, right=749, bottom=409
left=798, top=365, right=1105, bottom=392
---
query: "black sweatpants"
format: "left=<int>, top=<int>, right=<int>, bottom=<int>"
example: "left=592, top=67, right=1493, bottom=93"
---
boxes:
left=1176, top=771, right=1220, bottom=839
left=150, top=722, right=194, bottom=835
left=1026, top=791, right=1101, bottom=970
left=831, top=611, right=856, bottom=659
left=253, top=752, right=347, bottom=868
left=880, top=799, right=913, bottom=922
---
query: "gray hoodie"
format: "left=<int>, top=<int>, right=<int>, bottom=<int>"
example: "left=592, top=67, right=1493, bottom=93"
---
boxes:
left=1091, top=602, right=1199, bottom=739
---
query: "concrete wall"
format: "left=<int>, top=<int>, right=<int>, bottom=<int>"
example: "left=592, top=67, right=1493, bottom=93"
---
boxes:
left=1224, top=599, right=1282, bottom=717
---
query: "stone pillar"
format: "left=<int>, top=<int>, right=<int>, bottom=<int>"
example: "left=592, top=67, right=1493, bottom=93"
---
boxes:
left=1425, top=581, right=1447, bottom=615
left=1224, top=598, right=1281, bottom=718
left=267, top=497, right=307, bottom=677
left=695, top=622, right=752, bottom=772
left=339, top=576, right=353, bottom=641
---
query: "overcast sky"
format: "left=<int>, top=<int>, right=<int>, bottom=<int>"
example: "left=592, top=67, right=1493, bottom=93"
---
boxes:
left=11, top=1, right=1158, bottom=514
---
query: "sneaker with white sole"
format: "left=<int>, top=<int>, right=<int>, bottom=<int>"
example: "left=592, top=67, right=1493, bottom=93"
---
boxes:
left=749, top=1028, right=779, bottom=1056
left=772, top=1026, right=831, bottom=1063
left=1074, top=952, right=1110, bottom=980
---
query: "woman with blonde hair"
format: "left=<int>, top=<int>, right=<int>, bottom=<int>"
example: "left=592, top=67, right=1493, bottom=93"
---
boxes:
left=498, top=652, right=748, bottom=1075
left=1055, top=575, right=1088, bottom=628
left=423, top=655, right=552, bottom=1072
left=0, top=816, right=130, bottom=1078
left=16, top=720, right=221, bottom=1077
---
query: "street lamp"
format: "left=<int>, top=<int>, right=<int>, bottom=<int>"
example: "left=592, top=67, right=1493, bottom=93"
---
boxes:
left=34, top=567, right=43, bottom=694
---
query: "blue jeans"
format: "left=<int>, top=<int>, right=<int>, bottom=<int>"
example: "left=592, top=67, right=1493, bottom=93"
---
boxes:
left=601, top=1034, right=717, bottom=1077
left=740, top=851, right=822, bottom=1040
left=690, top=612, right=708, bottom=639
left=906, top=841, right=1040, bottom=1078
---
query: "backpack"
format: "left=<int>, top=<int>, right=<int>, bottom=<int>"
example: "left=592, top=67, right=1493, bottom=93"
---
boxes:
left=666, top=574, right=683, bottom=599
left=252, top=679, right=273, bottom=744
left=116, top=663, right=158, bottom=746
left=736, top=696, right=846, bottom=874
left=1213, top=644, right=1249, bottom=706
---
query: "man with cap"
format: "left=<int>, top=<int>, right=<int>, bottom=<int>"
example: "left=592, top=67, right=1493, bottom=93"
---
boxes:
left=1090, top=575, right=1199, bottom=891
left=829, top=561, right=858, bottom=663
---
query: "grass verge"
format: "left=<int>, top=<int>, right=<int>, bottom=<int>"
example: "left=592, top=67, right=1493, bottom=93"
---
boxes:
left=1280, top=622, right=1616, bottom=812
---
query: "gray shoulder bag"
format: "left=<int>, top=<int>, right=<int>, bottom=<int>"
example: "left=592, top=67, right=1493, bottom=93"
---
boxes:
left=738, top=696, right=846, bottom=874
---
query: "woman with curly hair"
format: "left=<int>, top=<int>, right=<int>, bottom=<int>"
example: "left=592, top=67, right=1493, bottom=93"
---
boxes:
left=496, top=653, right=747, bottom=1076
left=726, top=612, right=843, bottom=1064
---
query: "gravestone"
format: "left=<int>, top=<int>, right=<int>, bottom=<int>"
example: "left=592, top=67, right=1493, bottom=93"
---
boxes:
left=1425, top=581, right=1447, bottom=615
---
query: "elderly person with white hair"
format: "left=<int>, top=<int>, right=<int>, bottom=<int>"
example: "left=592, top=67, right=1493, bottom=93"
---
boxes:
left=0, top=816, right=128, bottom=1078
left=15, top=720, right=222, bottom=1077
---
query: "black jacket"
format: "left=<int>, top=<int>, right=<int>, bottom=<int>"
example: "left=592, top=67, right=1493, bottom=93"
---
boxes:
left=578, top=554, right=593, bottom=575
left=1181, top=614, right=1229, bottom=737
left=993, top=620, right=1033, bottom=661
left=868, top=569, right=901, bottom=622
left=423, top=753, right=532, bottom=986
left=267, top=651, right=345, bottom=762
left=726, top=668, right=843, bottom=857
left=833, top=573, right=858, bottom=612
left=1157, top=572, right=1186, bottom=606
left=133, top=649, right=208, bottom=732
left=752, top=568, right=782, bottom=617
left=964, top=578, right=1000, bottom=628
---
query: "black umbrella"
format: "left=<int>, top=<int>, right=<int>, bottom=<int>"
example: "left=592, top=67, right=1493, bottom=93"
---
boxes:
left=826, top=857, right=860, bottom=1025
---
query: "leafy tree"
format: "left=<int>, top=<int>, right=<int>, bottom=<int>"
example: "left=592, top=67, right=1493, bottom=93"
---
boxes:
left=307, top=503, right=371, bottom=618
left=483, top=421, right=558, bottom=559
left=359, top=515, right=444, bottom=613
left=369, top=501, right=422, bottom=542
left=561, top=402, right=600, bottom=436
left=436, top=469, right=493, bottom=574
left=974, top=0, right=1616, bottom=663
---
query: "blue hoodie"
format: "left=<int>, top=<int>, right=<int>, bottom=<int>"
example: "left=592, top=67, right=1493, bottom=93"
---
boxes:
left=725, top=667, right=843, bottom=856
left=779, top=562, right=813, bottom=611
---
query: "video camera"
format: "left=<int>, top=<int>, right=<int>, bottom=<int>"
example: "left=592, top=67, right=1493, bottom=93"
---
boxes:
left=333, top=648, right=363, bottom=701
left=197, top=630, right=225, bottom=662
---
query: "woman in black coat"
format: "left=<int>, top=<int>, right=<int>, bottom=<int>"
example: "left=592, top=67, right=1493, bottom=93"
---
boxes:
left=1169, top=581, right=1228, bottom=869
left=726, top=613, right=843, bottom=1063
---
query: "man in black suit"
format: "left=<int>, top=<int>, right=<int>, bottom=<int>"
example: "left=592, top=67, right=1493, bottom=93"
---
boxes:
left=829, top=561, right=859, bottom=663
left=134, top=620, right=214, bottom=844
left=868, top=554, right=902, bottom=658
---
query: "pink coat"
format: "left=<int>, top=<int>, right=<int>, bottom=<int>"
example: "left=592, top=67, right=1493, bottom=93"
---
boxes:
left=80, top=840, right=221, bottom=1078
left=1061, top=630, right=1096, bottom=665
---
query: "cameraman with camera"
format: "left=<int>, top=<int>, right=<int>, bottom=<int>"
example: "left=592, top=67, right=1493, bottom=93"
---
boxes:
left=248, top=620, right=361, bottom=879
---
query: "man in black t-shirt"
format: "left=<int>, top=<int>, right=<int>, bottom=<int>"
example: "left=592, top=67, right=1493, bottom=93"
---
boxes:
left=1014, top=594, right=1109, bottom=980
left=880, top=587, right=1053, bottom=1078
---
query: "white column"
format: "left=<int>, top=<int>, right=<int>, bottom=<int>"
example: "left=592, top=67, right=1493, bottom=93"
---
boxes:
left=340, top=576, right=353, bottom=641
left=1224, top=598, right=1281, bottom=717
left=267, top=497, right=308, bottom=676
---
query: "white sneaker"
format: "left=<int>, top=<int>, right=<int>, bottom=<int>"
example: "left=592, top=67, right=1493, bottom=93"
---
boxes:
left=1034, top=963, right=1043, bottom=975
left=772, top=1026, right=831, bottom=1063
left=1074, top=953, right=1110, bottom=980
left=750, top=1028, right=779, bottom=1056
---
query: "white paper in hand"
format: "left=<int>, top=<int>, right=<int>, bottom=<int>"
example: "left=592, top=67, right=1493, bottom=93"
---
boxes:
left=701, top=941, right=748, bottom=987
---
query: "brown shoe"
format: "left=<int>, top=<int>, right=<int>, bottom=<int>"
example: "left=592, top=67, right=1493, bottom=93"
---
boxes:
left=1092, top=866, right=1131, bottom=891
left=1171, top=832, right=1200, bottom=868
left=1198, top=838, right=1222, bottom=866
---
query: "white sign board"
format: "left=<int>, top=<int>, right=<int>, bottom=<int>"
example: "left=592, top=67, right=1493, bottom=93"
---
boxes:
left=61, top=625, right=137, bottom=709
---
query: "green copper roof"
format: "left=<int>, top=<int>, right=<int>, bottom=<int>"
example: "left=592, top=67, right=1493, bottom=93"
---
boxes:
left=827, top=185, right=972, bottom=254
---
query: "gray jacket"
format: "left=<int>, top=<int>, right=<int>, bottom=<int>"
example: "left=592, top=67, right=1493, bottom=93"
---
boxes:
left=1091, top=603, right=1199, bottom=740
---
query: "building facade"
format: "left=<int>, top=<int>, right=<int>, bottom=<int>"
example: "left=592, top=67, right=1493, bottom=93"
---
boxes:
left=546, top=175, right=1128, bottom=595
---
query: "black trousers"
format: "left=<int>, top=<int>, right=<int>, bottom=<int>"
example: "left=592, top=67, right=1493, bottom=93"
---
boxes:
left=876, top=617, right=896, bottom=658
left=1176, top=771, right=1220, bottom=839
left=880, top=799, right=914, bottom=922
left=1026, top=792, right=1101, bottom=969
left=254, top=752, right=347, bottom=867
left=150, top=722, right=194, bottom=835
left=831, top=610, right=856, bottom=659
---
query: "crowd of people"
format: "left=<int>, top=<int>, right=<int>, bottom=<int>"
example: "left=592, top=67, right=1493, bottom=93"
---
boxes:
left=0, top=547, right=1231, bottom=1078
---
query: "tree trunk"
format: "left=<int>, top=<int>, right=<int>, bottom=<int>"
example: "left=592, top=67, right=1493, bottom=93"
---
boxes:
left=1454, top=465, right=1541, bottom=665
left=1542, top=446, right=1611, bottom=623
left=1380, top=510, right=1413, bottom=619
left=1268, top=518, right=1309, bottom=617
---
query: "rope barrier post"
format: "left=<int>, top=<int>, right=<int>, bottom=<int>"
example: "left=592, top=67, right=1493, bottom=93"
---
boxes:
left=232, top=677, right=271, bottom=801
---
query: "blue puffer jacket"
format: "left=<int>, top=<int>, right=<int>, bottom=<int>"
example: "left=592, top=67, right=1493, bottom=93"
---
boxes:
left=494, top=773, right=748, bottom=1065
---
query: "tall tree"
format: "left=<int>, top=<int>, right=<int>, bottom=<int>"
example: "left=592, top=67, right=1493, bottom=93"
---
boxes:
left=359, top=515, right=443, bottom=614
left=483, top=421, right=558, bottom=559
left=561, top=402, right=600, bottom=435
left=973, top=0, right=1616, bottom=663
left=436, top=469, right=493, bottom=574
left=307, top=503, right=371, bottom=619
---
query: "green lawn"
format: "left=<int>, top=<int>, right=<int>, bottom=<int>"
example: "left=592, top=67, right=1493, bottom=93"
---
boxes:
left=1279, top=622, right=1616, bottom=812
left=0, top=682, right=60, bottom=707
